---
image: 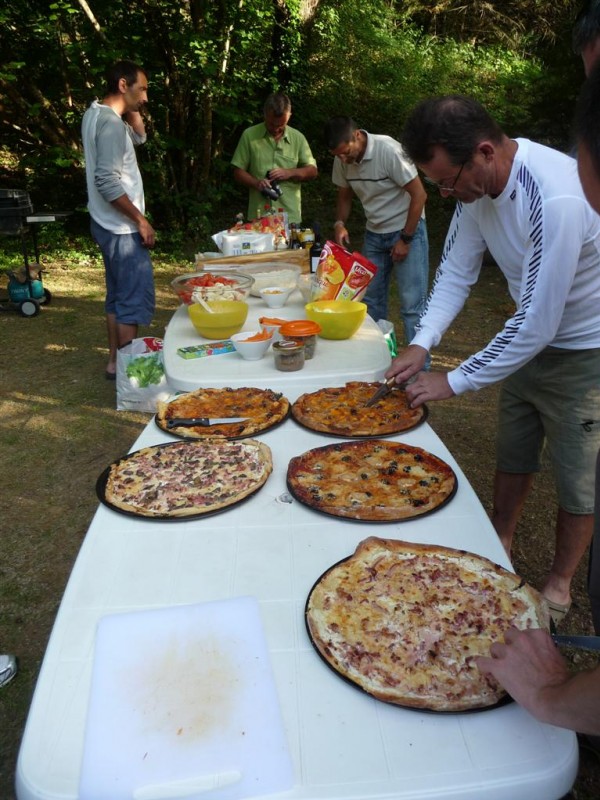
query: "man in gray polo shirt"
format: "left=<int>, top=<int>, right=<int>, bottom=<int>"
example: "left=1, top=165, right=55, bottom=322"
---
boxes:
left=324, top=116, right=428, bottom=345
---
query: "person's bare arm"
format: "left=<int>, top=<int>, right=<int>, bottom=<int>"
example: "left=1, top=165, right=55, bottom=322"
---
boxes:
left=390, top=177, right=427, bottom=262
left=268, top=164, right=317, bottom=182
left=333, top=186, right=354, bottom=247
left=123, top=110, right=146, bottom=137
left=232, top=166, right=272, bottom=194
left=111, top=195, right=155, bottom=247
left=476, top=627, right=600, bottom=735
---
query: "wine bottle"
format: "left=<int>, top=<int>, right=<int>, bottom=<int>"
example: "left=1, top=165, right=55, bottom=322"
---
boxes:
left=289, top=223, right=302, bottom=250
left=310, top=222, right=323, bottom=272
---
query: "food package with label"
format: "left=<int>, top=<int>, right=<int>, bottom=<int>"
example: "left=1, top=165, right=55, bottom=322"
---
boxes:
left=313, top=241, right=377, bottom=301
left=212, top=212, right=289, bottom=255
left=177, top=340, right=236, bottom=359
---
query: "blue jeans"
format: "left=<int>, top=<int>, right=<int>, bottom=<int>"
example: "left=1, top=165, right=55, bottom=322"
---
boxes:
left=91, top=219, right=155, bottom=326
left=362, top=219, right=429, bottom=346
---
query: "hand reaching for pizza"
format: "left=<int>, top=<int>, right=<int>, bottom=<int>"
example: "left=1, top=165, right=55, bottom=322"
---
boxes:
left=386, top=344, right=429, bottom=385
left=404, top=371, right=455, bottom=408
left=475, top=627, right=570, bottom=720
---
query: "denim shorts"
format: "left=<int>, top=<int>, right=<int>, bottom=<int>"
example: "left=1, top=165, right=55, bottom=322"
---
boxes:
left=91, top=219, right=155, bottom=326
left=496, top=346, right=600, bottom=513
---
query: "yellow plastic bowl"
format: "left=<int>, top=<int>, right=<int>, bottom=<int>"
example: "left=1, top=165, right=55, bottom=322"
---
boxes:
left=305, top=300, right=367, bottom=340
left=187, top=300, right=248, bottom=339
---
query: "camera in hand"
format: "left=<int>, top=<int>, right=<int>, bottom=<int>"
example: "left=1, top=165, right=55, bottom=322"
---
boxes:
left=261, top=171, right=282, bottom=200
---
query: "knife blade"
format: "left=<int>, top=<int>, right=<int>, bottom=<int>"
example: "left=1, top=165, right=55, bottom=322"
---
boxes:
left=552, top=634, right=600, bottom=652
left=166, top=416, right=248, bottom=429
left=364, top=377, right=401, bottom=408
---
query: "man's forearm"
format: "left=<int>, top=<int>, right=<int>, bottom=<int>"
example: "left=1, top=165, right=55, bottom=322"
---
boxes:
left=111, top=194, right=146, bottom=225
left=536, top=669, right=600, bottom=735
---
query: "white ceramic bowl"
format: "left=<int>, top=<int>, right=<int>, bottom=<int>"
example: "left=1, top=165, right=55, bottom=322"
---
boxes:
left=259, top=286, right=295, bottom=308
left=230, top=330, right=273, bottom=361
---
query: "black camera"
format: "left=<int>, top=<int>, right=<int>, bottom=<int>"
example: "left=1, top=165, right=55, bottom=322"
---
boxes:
left=261, top=171, right=282, bottom=200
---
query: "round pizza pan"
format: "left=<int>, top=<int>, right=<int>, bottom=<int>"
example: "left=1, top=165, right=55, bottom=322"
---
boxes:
left=304, top=555, right=513, bottom=714
left=155, top=406, right=291, bottom=441
left=290, top=403, right=428, bottom=439
left=286, top=440, right=458, bottom=524
left=95, top=442, right=269, bottom=521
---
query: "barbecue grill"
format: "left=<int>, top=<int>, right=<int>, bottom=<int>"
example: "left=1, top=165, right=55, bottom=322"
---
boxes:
left=0, top=188, right=69, bottom=317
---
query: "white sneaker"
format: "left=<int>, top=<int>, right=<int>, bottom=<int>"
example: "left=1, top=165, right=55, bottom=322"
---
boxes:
left=0, top=654, right=17, bottom=688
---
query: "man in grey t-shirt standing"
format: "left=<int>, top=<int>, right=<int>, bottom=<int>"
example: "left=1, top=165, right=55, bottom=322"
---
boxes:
left=82, top=60, right=155, bottom=379
left=324, top=116, right=428, bottom=345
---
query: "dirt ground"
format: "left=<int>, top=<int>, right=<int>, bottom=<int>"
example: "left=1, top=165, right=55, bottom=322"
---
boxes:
left=0, top=246, right=599, bottom=798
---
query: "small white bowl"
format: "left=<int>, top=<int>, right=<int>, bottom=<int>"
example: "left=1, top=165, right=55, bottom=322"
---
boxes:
left=259, top=286, right=295, bottom=309
left=230, top=330, right=273, bottom=361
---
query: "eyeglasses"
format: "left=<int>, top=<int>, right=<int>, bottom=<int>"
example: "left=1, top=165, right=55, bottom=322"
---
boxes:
left=423, top=161, right=467, bottom=193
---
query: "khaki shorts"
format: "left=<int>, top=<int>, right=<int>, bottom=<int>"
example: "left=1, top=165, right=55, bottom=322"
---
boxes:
left=496, top=346, right=600, bottom=514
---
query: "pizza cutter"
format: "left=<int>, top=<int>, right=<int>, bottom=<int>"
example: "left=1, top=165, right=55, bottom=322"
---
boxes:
left=363, top=377, right=396, bottom=408
left=364, top=376, right=412, bottom=408
left=165, top=416, right=248, bottom=429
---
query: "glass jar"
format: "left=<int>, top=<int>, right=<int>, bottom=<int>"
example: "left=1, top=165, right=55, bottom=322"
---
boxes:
left=273, top=340, right=305, bottom=372
left=279, top=320, right=321, bottom=360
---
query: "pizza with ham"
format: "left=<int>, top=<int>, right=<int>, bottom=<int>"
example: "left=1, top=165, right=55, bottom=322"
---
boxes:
left=287, top=440, right=456, bottom=521
left=291, top=382, right=425, bottom=437
left=306, top=537, right=549, bottom=712
left=156, top=387, right=290, bottom=439
left=101, top=439, right=272, bottom=518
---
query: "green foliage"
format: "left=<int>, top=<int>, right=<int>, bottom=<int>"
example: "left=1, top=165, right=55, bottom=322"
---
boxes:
left=0, top=0, right=587, bottom=241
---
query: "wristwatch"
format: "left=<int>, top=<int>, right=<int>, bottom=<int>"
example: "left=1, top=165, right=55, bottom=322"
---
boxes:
left=399, top=229, right=414, bottom=244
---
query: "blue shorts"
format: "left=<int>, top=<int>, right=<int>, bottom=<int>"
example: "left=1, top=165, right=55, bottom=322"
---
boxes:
left=496, top=346, right=600, bottom=514
left=91, top=219, right=155, bottom=325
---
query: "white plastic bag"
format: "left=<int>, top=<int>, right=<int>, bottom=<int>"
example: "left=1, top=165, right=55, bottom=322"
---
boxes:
left=212, top=230, right=276, bottom=255
left=116, top=337, right=171, bottom=412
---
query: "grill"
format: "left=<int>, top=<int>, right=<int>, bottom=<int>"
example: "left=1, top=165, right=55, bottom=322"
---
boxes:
left=0, top=188, right=69, bottom=316
left=0, top=189, right=34, bottom=235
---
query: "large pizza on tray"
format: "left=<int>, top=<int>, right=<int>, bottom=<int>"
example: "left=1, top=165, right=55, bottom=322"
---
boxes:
left=306, top=537, right=549, bottom=712
left=156, top=386, right=290, bottom=439
left=291, top=381, right=425, bottom=437
left=287, top=440, right=456, bottom=521
left=100, top=439, right=272, bottom=518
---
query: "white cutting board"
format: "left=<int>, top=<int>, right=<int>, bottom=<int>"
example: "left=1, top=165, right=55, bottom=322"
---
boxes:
left=79, top=597, right=294, bottom=800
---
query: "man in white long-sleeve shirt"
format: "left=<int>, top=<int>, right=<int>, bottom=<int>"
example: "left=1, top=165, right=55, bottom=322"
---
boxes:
left=82, top=60, right=155, bottom=379
left=386, top=95, right=600, bottom=623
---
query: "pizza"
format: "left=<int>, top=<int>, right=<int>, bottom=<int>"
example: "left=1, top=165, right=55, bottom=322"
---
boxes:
left=291, top=382, right=425, bottom=437
left=102, top=439, right=272, bottom=518
left=156, top=387, right=290, bottom=439
left=287, top=440, right=456, bottom=521
left=306, top=537, right=549, bottom=712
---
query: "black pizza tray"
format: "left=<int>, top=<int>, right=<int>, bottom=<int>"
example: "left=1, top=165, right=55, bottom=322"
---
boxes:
left=286, top=439, right=458, bottom=523
left=155, top=406, right=291, bottom=441
left=96, top=441, right=267, bottom=521
left=290, top=403, right=428, bottom=439
left=304, top=554, right=513, bottom=714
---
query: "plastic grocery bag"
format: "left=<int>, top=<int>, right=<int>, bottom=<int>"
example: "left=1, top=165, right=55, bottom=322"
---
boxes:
left=116, top=337, right=171, bottom=412
left=377, top=319, right=398, bottom=358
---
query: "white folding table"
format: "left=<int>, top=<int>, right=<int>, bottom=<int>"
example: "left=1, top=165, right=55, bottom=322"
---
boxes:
left=16, top=310, right=578, bottom=800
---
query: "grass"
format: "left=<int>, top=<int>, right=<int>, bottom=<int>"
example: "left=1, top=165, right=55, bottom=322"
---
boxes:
left=1, top=208, right=599, bottom=798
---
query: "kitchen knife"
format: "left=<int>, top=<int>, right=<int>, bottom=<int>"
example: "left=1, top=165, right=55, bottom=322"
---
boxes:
left=166, top=416, right=248, bottom=429
left=552, top=633, right=600, bottom=652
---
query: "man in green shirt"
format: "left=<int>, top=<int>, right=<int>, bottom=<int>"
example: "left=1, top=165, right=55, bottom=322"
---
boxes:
left=231, top=92, right=317, bottom=224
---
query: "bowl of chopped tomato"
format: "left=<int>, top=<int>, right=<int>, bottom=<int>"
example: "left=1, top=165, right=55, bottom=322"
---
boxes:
left=171, top=270, right=254, bottom=305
